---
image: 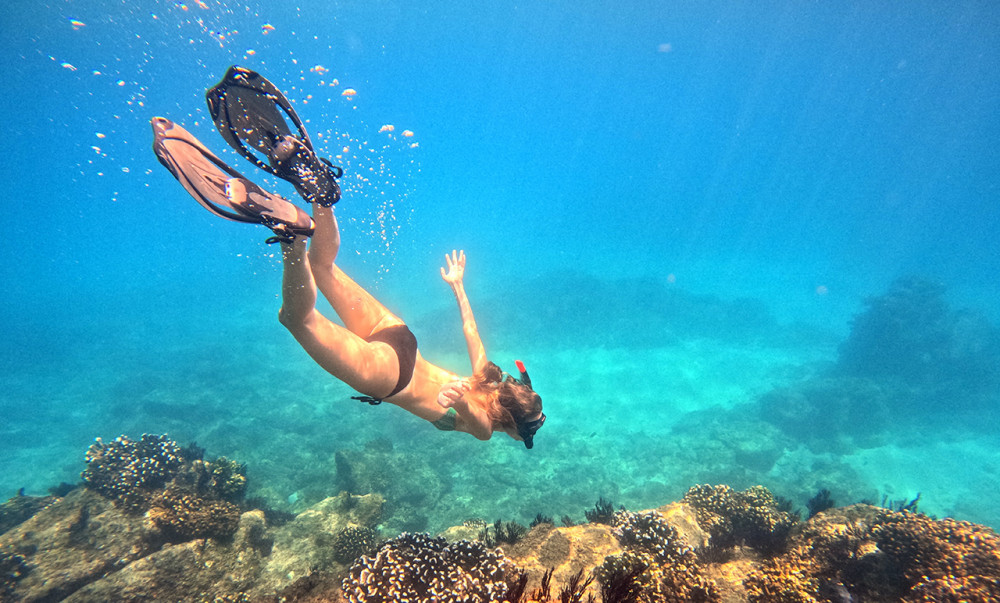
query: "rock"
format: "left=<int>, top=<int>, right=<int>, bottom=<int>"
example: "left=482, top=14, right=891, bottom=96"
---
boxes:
left=0, top=492, right=58, bottom=537
left=503, top=522, right=622, bottom=593
left=64, top=511, right=270, bottom=601
left=250, top=491, right=384, bottom=597
left=655, top=501, right=711, bottom=550
left=0, top=488, right=162, bottom=602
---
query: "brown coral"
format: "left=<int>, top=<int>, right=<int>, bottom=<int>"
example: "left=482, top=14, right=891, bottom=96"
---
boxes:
left=682, top=485, right=797, bottom=554
left=744, top=506, right=1000, bottom=603
left=596, top=549, right=718, bottom=603
left=342, top=532, right=521, bottom=602
left=595, top=510, right=719, bottom=603
left=148, top=490, right=241, bottom=541
left=873, top=511, right=1000, bottom=602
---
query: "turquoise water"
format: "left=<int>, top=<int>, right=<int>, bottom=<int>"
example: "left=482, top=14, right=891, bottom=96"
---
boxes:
left=2, top=1, right=999, bottom=534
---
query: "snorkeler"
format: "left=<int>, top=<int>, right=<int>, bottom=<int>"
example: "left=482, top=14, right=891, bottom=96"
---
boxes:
left=151, top=66, right=545, bottom=448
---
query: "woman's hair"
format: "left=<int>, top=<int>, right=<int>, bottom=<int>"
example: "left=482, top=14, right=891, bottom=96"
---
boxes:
left=473, top=362, right=542, bottom=430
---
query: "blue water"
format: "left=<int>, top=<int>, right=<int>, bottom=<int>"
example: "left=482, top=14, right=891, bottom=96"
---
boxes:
left=2, top=1, right=999, bottom=534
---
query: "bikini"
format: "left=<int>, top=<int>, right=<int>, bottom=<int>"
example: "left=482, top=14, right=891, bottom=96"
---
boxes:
left=351, top=324, right=456, bottom=431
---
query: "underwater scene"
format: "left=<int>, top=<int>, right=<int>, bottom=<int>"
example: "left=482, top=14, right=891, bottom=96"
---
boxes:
left=2, top=1, right=1000, bottom=601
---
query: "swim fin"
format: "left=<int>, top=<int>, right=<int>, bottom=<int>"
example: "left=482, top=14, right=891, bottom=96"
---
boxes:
left=206, top=65, right=342, bottom=206
left=151, top=116, right=315, bottom=243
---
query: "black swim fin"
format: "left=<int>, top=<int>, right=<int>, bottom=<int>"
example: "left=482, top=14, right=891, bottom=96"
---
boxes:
left=206, top=65, right=342, bottom=206
left=151, top=116, right=315, bottom=243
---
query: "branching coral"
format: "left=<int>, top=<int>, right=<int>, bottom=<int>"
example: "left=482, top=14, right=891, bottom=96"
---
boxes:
left=147, top=489, right=241, bottom=541
left=595, top=510, right=719, bottom=602
left=611, top=510, right=692, bottom=564
left=82, top=434, right=184, bottom=509
left=326, top=526, right=380, bottom=565
left=342, top=532, right=521, bottom=603
left=585, top=497, right=617, bottom=524
left=596, top=549, right=718, bottom=603
left=196, top=456, right=248, bottom=501
left=745, top=506, right=1000, bottom=603
left=81, top=434, right=249, bottom=543
left=682, top=484, right=798, bottom=554
left=873, top=511, right=1000, bottom=601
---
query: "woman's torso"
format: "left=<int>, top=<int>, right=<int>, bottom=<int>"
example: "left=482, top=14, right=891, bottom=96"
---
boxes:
left=387, top=352, right=460, bottom=421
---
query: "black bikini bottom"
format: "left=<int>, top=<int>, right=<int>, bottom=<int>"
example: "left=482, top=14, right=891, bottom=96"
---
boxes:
left=364, top=324, right=418, bottom=400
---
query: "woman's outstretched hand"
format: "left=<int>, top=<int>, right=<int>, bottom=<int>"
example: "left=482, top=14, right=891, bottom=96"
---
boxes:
left=440, top=249, right=466, bottom=285
left=437, top=379, right=470, bottom=409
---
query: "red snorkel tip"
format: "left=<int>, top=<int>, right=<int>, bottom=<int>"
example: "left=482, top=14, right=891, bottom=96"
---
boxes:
left=515, top=359, right=526, bottom=373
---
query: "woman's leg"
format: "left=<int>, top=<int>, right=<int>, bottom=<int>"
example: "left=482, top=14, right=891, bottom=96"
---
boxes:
left=307, top=204, right=403, bottom=337
left=278, top=238, right=398, bottom=397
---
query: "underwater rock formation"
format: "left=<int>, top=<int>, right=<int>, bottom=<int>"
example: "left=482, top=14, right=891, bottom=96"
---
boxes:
left=0, top=491, right=57, bottom=536
left=0, top=487, right=163, bottom=601
left=252, top=490, right=385, bottom=594
left=836, top=276, right=1000, bottom=392
left=0, top=486, right=385, bottom=602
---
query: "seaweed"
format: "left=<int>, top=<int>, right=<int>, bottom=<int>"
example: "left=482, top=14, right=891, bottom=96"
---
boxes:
left=598, top=560, right=647, bottom=603
left=882, top=492, right=921, bottom=513
left=521, top=568, right=595, bottom=603
left=556, top=568, right=594, bottom=603
left=480, top=519, right=529, bottom=547
left=530, top=513, right=554, bottom=528
left=807, top=488, right=836, bottom=518
left=584, top=497, right=617, bottom=524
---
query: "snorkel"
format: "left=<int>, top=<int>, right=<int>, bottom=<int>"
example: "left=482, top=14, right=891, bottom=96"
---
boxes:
left=510, top=360, right=546, bottom=449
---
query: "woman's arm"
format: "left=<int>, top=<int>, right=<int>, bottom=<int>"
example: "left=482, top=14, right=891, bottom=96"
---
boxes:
left=437, top=380, right=493, bottom=440
left=441, top=250, right=489, bottom=375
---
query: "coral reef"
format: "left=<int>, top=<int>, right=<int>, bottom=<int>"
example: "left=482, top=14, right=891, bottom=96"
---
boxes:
left=8, top=431, right=1000, bottom=602
left=836, top=276, right=1000, bottom=392
left=744, top=505, right=1000, bottom=603
left=342, top=532, right=521, bottom=602
left=0, top=487, right=385, bottom=601
left=147, top=488, right=242, bottom=541
left=595, top=509, right=719, bottom=602
left=198, top=455, right=249, bottom=501
left=611, top=510, right=693, bottom=564
left=324, top=526, right=380, bottom=564
left=683, top=484, right=798, bottom=554
left=82, top=433, right=184, bottom=509
left=873, top=510, right=1000, bottom=601
left=80, top=433, right=249, bottom=542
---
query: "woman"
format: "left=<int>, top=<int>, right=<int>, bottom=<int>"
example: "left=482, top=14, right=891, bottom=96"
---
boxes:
left=279, top=203, right=545, bottom=446
left=151, top=66, right=544, bottom=447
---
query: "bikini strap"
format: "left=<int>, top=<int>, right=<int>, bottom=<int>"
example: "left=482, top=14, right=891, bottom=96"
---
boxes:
left=351, top=395, right=383, bottom=405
